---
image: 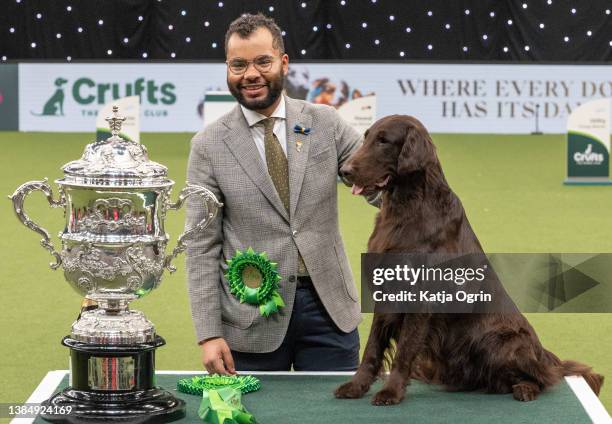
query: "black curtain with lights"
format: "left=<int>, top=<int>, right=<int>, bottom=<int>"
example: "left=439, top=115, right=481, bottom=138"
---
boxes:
left=1, top=0, right=610, bottom=62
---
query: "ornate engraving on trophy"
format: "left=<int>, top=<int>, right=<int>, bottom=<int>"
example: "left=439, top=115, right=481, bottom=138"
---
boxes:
left=62, top=244, right=131, bottom=282
left=76, top=198, right=147, bottom=235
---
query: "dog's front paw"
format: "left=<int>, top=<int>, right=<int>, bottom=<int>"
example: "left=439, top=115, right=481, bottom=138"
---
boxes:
left=512, top=382, right=540, bottom=402
left=334, top=380, right=369, bottom=399
left=371, top=388, right=404, bottom=406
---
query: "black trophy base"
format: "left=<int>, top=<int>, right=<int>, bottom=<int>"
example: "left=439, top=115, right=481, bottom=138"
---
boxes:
left=39, top=336, right=185, bottom=423
left=40, top=387, right=185, bottom=423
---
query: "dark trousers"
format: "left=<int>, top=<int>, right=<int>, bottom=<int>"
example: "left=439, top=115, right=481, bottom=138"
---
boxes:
left=232, top=277, right=360, bottom=371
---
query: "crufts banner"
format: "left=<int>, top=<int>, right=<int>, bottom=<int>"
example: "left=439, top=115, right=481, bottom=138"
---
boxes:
left=565, top=99, right=611, bottom=184
left=17, top=63, right=612, bottom=134
left=0, top=64, right=19, bottom=130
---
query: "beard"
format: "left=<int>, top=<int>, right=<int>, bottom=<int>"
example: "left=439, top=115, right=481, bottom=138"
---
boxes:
left=228, top=68, right=285, bottom=111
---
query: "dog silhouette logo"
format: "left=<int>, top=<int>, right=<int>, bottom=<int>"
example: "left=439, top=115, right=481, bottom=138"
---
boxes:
left=31, top=77, right=68, bottom=116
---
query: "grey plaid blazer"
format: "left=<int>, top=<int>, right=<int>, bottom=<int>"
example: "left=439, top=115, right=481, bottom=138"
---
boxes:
left=185, top=96, right=363, bottom=353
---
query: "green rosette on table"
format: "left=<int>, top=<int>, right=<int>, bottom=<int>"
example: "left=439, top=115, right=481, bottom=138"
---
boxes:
left=198, top=387, right=257, bottom=424
left=225, top=247, right=285, bottom=317
left=177, top=375, right=261, bottom=396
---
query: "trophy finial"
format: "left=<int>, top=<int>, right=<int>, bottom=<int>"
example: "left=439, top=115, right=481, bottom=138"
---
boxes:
left=105, top=105, right=126, bottom=137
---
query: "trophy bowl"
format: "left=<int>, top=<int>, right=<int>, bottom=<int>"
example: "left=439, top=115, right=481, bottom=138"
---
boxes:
left=10, top=106, right=222, bottom=422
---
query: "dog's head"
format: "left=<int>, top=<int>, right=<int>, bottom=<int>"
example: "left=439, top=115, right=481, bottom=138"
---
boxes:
left=54, top=77, right=68, bottom=87
left=340, top=115, right=437, bottom=195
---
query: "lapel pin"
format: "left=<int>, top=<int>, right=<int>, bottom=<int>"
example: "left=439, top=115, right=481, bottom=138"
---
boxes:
left=293, top=124, right=310, bottom=152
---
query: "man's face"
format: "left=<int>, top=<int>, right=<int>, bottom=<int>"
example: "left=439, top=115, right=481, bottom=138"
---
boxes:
left=226, top=27, right=289, bottom=113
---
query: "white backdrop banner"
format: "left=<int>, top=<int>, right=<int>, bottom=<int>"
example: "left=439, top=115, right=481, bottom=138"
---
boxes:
left=18, top=63, right=612, bottom=134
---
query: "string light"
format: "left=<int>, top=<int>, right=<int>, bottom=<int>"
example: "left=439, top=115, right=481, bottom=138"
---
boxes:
left=5, top=4, right=609, bottom=61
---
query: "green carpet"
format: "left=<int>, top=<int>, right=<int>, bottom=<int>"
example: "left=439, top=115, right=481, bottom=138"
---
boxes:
left=32, top=374, right=591, bottom=424
left=0, top=132, right=610, bottom=420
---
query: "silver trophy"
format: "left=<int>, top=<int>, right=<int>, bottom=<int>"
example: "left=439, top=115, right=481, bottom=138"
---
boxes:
left=10, top=106, right=222, bottom=423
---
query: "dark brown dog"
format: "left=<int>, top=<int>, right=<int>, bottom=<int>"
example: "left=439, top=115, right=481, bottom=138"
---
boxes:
left=335, top=115, right=603, bottom=405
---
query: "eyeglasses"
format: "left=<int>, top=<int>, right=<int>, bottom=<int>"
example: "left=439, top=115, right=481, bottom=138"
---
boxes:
left=226, top=55, right=277, bottom=75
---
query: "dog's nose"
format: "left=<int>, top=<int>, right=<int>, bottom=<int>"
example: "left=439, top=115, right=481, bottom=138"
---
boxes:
left=339, top=164, right=353, bottom=186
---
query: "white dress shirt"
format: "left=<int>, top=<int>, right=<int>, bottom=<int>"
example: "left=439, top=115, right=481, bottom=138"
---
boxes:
left=240, top=95, right=287, bottom=170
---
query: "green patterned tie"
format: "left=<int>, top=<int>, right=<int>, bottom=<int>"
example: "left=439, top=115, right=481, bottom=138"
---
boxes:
left=261, top=118, right=307, bottom=275
left=262, top=118, right=290, bottom=211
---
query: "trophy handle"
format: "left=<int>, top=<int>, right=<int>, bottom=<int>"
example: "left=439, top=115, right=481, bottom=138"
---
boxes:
left=9, top=179, right=66, bottom=270
left=163, top=183, right=222, bottom=273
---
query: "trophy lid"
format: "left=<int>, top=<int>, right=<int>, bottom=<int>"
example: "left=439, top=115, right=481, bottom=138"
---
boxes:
left=59, top=106, right=173, bottom=187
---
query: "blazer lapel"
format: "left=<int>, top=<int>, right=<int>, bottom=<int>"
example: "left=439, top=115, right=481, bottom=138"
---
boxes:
left=286, top=98, right=312, bottom=219
left=222, top=106, right=289, bottom=221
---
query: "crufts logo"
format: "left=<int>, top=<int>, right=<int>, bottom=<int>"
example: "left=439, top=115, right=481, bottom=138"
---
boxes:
left=32, top=77, right=68, bottom=116
left=574, top=144, right=604, bottom=165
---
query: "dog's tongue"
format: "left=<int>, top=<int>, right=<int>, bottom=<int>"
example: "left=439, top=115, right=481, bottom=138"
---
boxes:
left=351, top=185, right=364, bottom=195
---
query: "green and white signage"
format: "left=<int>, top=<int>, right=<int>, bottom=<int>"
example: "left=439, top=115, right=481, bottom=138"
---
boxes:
left=565, top=99, right=611, bottom=185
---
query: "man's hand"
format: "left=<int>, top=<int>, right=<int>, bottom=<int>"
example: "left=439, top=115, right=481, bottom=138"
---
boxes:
left=200, top=337, right=236, bottom=375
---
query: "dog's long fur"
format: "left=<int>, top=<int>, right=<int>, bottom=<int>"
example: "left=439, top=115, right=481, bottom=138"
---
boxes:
left=335, top=115, right=603, bottom=405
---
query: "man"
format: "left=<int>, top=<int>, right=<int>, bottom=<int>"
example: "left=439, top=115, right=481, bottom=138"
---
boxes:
left=186, top=13, right=367, bottom=373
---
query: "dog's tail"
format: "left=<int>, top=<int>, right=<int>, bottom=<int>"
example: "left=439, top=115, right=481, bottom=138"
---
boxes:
left=561, top=359, right=604, bottom=396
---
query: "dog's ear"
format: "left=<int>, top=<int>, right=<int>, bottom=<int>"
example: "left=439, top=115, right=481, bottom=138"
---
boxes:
left=397, top=125, right=436, bottom=175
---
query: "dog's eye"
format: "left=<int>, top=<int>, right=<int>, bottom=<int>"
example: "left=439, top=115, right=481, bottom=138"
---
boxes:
left=377, top=137, right=389, bottom=144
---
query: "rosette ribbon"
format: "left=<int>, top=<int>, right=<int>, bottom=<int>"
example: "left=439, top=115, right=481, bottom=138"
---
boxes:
left=198, top=387, right=257, bottom=424
left=177, top=375, right=261, bottom=396
left=225, top=248, right=285, bottom=317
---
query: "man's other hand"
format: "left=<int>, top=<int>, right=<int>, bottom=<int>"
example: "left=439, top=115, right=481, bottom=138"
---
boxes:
left=200, top=337, right=236, bottom=375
